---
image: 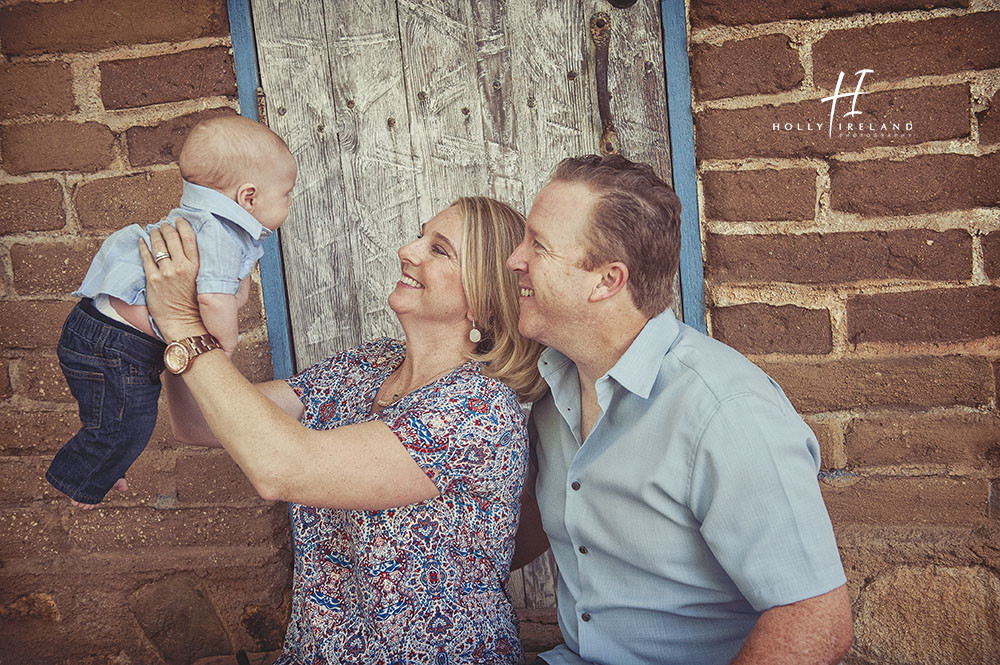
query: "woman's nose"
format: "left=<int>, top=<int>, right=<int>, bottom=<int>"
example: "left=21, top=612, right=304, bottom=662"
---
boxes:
left=398, top=239, right=419, bottom=263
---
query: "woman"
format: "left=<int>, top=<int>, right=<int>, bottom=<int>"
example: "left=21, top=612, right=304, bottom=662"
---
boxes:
left=141, top=197, right=547, bottom=664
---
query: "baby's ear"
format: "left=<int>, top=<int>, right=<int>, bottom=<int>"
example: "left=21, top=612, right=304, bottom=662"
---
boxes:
left=235, top=183, right=257, bottom=211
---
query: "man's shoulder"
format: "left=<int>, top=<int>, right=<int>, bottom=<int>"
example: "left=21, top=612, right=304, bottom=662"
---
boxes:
left=658, top=324, right=780, bottom=408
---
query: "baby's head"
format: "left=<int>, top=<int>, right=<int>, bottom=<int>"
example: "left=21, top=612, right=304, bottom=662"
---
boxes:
left=179, top=115, right=297, bottom=230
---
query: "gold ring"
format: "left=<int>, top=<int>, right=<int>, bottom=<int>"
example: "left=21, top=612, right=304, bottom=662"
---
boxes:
left=153, top=251, right=171, bottom=264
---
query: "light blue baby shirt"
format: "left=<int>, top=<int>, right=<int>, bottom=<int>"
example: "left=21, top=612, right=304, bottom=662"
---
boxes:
left=75, top=181, right=271, bottom=303
left=532, top=309, right=846, bottom=665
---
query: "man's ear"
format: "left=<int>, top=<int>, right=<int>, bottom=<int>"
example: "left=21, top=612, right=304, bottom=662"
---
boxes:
left=589, top=262, right=628, bottom=302
left=235, top=183, right=257, bottom=212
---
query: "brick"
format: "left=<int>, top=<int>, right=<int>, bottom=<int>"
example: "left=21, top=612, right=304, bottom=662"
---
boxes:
left=10, top=240, right=103, bottom=297
left=0, top=0, right=229, bottom=56
left=985, top=233, right=1000, bottom=279
left=0, top=456, right=59, bottom=505
left=712, top=303, right=832, bottom=355
left=0, top=508, right=70, bottom=559
left=101, top=48, right=237, bottom=110
left=232, top=338, right=274, bottom=384
left=702, top=169, right=815, bottom=221
left=0, top=122, right=115, bottom=175
left=0, top=300, right=76, bottom=348
left=75, top=169, right=181, bottom=232
left=814, top=13, right=1000, bottom=85
left=855, top=565, right=1000, bottom=665
left=705, top=229, right=971, bottom=284
left=126, top=107, right=236, bottom=167
left=823, top=478, right=986, bottom=527
left=846, top=414, right=1000, bottom=469
left=0, top=180, right=66, bottom=234
left=0, top=360, right=10, bottom=401
left=175, top=449, right=261, bottom=504
left=695, top=84, right=969, bottom=160
left=802, top=416, right=843, bottom=471
left=16, top=352, right=73, bottom=403
left=237, top=278, right=264, bottom=332
left=979, top=90, right=1000, bottom=145
left=0, top=61, right=75, bottom=120
left=759, top=355, right=991, bottom=413
left=689, top=0, right=967, bottom=28
left=691, top=34, right=803, bottom=101
left=68, top=505, right=286, bottom=551
left=0, top=409, right=79, bottom=454
left=130, top=575, right=230, bottom=664
left=830, top=153, right=1000, bottom=215
left=848, top=286, right=999, bottom=344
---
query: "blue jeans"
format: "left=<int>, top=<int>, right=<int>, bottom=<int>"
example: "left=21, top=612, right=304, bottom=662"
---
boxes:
left=46, top=299, right=166, bottom=504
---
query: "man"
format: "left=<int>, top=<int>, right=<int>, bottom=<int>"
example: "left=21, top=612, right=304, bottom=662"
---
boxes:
left=507, top=155, right=854, bottom=665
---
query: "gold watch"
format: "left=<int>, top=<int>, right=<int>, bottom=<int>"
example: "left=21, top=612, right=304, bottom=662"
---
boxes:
left=163, top=333, right=222, bottom=374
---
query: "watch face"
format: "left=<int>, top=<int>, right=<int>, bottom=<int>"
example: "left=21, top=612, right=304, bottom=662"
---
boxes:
left=164, top=341, right=191, bottom=374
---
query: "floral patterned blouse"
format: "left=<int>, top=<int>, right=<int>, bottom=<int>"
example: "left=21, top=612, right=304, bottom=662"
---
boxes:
left=275, top=338, right=528, bottom=665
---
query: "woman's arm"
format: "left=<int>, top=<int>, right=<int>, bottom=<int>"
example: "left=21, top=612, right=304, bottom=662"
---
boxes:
left=141, top=219, right=439, bottom=510
left=164, top=372, right=304, bottom=446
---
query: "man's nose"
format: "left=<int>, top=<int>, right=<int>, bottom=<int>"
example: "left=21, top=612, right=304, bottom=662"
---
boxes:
left=506, top=241, right=526, bottom=273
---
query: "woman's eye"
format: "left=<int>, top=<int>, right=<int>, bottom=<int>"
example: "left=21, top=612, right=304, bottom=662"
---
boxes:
left=432, top=245, right=448, bottom=256
left=533, top=241, right=544, bottom=251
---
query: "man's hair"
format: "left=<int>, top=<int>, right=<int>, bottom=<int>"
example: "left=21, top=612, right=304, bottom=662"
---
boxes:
left=551, top=154, right=682, bottom=317
left=179, top=115, right=292, bottom=191
left=454, top=196, right=547, bottom=402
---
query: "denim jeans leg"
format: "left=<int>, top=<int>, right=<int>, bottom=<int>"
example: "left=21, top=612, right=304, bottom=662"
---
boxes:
left=46, top=302, right=164, bottom=504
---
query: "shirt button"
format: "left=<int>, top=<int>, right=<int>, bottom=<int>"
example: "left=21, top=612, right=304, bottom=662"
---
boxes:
left=578, top=545, right=588, bottom=554
left=571, top=481, right=581, bottom=491
left=582, top=612, right=591, bottom=622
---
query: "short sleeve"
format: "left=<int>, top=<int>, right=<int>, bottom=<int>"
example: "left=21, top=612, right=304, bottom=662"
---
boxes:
left=689, top=393, right=847, bottom=611
left=194, top=219, right=244, bottom=295
left=285, top=338, right=394, bottom=412
left=387, top=378, right=528, bottom=497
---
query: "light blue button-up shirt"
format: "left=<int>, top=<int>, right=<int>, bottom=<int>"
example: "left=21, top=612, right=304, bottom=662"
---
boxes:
left=532, top=309, right=846, bottom=665
left=75, top=181, right=271, bottom=303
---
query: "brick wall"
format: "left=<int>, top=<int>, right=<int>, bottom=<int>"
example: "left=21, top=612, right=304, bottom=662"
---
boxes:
left=0, top=1, right=289, bottom=663
left=689, top=2, right=999, bottom=663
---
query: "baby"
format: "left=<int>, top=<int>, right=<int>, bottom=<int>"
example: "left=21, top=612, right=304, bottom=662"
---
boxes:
left=47, top=115, right=297, bottom=508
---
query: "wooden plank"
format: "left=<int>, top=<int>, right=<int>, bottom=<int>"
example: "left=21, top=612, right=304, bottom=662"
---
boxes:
left=661, top=0, right=706, bottom=331
left=322, top=0, right=421, bottom=342
left=226, top=0, right=296, bottom=379
left=251, top=1, right=361, bottom=369
left=397, top=0, right=490, bottom=220
left=602, top=0, right=682, bottom=318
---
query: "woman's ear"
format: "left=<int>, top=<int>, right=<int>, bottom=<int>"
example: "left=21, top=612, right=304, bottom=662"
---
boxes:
left=235, top=183, right=257, bottom=212
left=589, top=262, right=629, bottom=302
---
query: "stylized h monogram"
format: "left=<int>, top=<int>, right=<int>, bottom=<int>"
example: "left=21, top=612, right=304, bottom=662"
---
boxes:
left=821, top=69, right=873, bottom=137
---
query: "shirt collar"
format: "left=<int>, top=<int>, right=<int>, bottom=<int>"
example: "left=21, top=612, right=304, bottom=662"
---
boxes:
left=606, top=308, right=680, bottom=398
left=179, top=180, right=273, bottom=242
left=536, top=308, right=681, bottom=399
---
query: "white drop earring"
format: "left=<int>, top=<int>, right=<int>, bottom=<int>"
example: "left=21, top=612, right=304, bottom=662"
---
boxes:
left=469, top=322, right=482, bottom=344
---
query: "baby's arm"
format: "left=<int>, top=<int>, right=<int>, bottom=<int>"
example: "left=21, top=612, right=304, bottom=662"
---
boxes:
left=235, top=276, right=251, bottom=310
left=197, top=292, right=239, bottom=356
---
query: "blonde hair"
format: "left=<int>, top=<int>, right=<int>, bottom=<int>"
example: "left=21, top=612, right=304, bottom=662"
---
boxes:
left=456, top=197, right=547, bottom=402
left=179, top=115, right=292, bottom=192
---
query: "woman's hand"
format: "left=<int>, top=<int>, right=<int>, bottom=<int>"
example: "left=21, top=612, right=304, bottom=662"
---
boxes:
left=139, top=218, right=209, bottom=341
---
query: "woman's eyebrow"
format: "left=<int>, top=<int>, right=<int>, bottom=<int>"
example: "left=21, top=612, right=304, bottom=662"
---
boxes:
left=431, top=231, right=457, bottom=254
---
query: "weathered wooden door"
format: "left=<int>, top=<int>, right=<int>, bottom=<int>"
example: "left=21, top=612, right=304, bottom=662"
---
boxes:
left=250, top=0, right=675, bottom=612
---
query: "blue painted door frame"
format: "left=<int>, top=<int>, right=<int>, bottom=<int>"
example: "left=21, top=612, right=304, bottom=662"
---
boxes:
left=225, top=0, right=707, bottom=379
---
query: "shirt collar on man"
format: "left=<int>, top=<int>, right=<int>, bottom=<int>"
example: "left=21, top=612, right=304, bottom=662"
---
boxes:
left=179, top=180, right=273, bottom=242
left=539, top=308, right=681, bottom=400
left=606, top=308, right=681, bottom=399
